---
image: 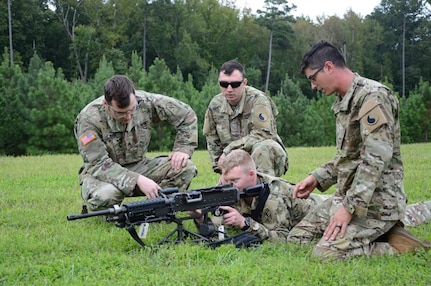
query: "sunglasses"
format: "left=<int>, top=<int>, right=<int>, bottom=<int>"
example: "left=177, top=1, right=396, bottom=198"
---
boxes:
left=219, top=81, right=243, bottom=88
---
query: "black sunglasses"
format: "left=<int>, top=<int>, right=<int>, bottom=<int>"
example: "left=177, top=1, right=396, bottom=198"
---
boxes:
left=219, top=81, right=243, bottom=88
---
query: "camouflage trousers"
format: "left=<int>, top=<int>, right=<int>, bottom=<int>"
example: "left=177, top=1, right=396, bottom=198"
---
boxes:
left=250, top=139, right=288, bottom=177
left=402, top=201, right=431, bottom=227
left=295, top=195, right=431, bottom=228
left=81, top=155, right=197, bottom=210
left=286, top=198, right=399, bottom=260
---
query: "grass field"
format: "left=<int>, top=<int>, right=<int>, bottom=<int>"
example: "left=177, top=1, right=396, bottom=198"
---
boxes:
left=1, top=144, right=430, bottom=285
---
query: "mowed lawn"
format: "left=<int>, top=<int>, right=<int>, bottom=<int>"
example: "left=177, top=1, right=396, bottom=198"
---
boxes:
left=1, top=144, right=430, bottom=285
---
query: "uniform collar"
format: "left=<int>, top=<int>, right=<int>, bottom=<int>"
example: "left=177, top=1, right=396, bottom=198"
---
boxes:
left=334, top=73, right=361, bottom=112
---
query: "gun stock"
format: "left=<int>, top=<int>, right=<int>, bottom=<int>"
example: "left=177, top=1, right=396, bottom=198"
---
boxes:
left=241, top=182, right=268, bottom=197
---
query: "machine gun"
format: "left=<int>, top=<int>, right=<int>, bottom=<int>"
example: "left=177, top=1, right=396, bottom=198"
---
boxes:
left=67, top=182, right=269, bottom=248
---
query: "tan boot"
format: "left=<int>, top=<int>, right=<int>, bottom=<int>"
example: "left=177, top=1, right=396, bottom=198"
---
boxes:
left=387, top=222, right=430, bottom=253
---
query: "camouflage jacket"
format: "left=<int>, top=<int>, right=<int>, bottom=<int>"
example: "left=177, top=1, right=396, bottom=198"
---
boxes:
left=74, top=91, right=198, bottom=194
left=312, top=74, right=406, bottom=221
left=236, top=173, right=327, bottom=242
left=203, top=86, right=286, bottom=172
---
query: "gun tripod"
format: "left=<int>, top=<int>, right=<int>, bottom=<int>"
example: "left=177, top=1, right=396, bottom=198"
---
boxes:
left=125, top=214, right=211, bottom=248
left=157, top=215, right=211, bottom=245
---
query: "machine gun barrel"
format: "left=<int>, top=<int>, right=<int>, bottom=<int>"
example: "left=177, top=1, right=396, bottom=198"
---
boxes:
left=67, top=205, right=124, bottom=221
left=66, top=188, right=180, bottom=221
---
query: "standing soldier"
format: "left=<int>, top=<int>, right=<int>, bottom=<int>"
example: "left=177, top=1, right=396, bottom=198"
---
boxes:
left=203, top=60, right=288, bottom=177
left=74, top=75, right=197, bottom=212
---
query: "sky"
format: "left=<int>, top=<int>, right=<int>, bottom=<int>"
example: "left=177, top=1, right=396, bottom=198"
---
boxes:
left=235, top=0, right=381, bottom=20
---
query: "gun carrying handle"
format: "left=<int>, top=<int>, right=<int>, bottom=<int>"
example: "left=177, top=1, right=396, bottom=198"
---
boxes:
left=186, top=193, right=203, bottom=203
left=159, top=187, right=179, bottom=196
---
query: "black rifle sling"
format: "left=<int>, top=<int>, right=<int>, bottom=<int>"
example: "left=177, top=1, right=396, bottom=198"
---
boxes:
left=250, top=184, right=270, bottom=221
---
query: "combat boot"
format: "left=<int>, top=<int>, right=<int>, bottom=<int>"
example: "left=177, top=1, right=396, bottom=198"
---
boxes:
left=387, top=222, right=430, bottom=253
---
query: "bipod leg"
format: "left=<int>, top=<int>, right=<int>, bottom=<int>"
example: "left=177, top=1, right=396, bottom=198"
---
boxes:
left=126, top=225, right=147, bottom=248
left=157, top=216, right=210, bottom=245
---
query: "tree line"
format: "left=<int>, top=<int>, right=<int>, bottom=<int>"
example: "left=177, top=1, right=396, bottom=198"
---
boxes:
left=0, top=50, right=429, bottom=156
left=0, top=0, right=430, bottom=155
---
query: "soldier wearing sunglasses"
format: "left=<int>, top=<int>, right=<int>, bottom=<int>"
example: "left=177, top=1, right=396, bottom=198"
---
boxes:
left=74, top=75, right=198, bottom=212
left=203, top=60, right=288, bottom=178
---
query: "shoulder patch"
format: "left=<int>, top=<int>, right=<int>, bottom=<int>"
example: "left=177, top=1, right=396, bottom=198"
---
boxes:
left=80, top=131, right=97, bottom=146
left=165, top=102, right=179, bottom=114
left=203, top=110, right=211, bottom=135
left=262, top=207, right=274, bottom=224
left=253, top=105, right=271, bottom=129
left=359, top=99, right=388, bottom=133
left=358, top=98, right=379, bottom=118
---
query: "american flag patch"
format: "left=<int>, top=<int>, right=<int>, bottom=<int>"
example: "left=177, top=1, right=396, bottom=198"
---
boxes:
left=80, top=131, right=97, bottom=146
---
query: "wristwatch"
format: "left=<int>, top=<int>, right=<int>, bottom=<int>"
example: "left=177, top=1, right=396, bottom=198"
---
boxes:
left=241, top=217, right=250, bottom=231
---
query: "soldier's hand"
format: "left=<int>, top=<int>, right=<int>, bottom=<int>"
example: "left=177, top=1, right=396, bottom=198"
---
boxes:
left=293, top=175, right=318, bottom=199
left=169, top=151, right=189, bottom=170
left=218, top=206, right=243, bottom=228
left=137, top=175, right=160, bottom=199
left=324, top=206, right=352, bottom=241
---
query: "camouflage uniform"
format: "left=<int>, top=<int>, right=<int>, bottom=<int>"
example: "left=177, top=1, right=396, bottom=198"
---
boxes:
left=212, top=172, right=430, bottom=242
left=74, top=91, right=198, bottom=210
left=212, top=172, right=329, bottom=241
left=203, top=86, right=288, bottom=176
left=287, top=74, right=406, bottom=259
left=402, top=201, right=431, bottom=227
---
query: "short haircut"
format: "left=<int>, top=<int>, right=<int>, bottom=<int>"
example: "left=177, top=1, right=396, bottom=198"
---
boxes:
left=221, top=149, right=256, bottom=174
left=300, top=40, right=347, bottom=74
left=104, top=75, right=135, bottom=108
left=219, top=60, right=245, bottom=78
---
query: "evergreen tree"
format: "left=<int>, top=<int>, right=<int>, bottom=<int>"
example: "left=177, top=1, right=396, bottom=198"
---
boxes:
left=400, top=78, right=430, bottom=143
left=273, top=73, right=309, bottom=147
left=0, top=49, right=27, bottom=155
left=26, top=61, right=76, bottom=154
left=304, top=94, right=336, bottom=146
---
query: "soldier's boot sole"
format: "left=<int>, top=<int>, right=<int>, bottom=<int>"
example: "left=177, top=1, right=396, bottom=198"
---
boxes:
left=387, top=224, right=430, bottom=253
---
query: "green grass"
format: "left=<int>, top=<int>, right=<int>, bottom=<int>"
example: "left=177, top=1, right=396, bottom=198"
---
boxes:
left=1, top=144, right=430, bottom=285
